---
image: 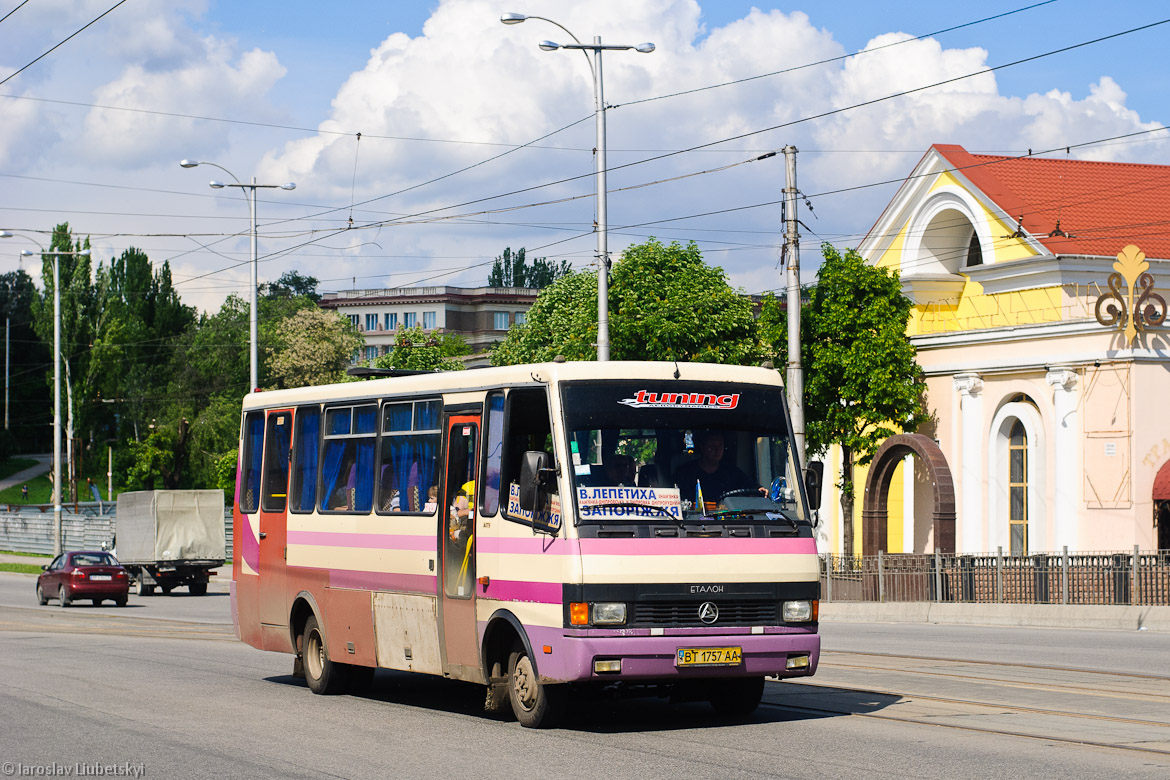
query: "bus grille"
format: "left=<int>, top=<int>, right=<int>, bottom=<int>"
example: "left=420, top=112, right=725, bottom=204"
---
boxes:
left=631, top=600, right=779, bottom=627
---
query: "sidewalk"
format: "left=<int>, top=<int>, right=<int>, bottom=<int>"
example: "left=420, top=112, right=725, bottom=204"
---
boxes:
left=820, top=600, right=1170, bottom=632
left=0, top=454, right=51, bottom=493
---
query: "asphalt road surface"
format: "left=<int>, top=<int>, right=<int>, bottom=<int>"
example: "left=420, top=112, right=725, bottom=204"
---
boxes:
left=1, top=571, right=1168, bottom=779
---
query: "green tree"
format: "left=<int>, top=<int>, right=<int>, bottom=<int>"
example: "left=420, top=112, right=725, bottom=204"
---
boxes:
left=492, top=238, right=758, bottom=365
left=267, top=307, right=363, bottom=388
left=802, top=243, right=928, bottom=555
left=372, top=326, right=468, bottom=372
left=261, top=270, right=321, bottom=302
left=0, top=269, right=50, bottom=452
left=487, top=247, right=571, bottom=289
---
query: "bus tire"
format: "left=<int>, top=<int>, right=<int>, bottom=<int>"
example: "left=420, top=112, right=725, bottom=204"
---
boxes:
left=507, top=645, right=563, bottom=728
left=302, top=615, right=348, bottom=695
left=709, top=676, right=765, bottom=717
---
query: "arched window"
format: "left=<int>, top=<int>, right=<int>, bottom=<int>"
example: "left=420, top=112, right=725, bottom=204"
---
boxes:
left=966, top=230, right=983, bottom=267
left=1009, top=420, right=1028, bottom=554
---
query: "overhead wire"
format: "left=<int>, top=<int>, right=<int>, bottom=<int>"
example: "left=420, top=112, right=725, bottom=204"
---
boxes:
left=0, top=0, right=129, bottom=87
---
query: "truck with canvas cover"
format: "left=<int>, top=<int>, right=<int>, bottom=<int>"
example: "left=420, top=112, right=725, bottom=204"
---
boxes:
left=115, top=490, right=226, bottom=596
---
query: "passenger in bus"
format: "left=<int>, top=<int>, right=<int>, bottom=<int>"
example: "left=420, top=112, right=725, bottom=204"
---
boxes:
left=449, top=480, right=474, bottom=543
left=328, top=453, right=357, bottom=510
left=424, top=485, right=438, bottom=513
left=671, top=430, right=760, bottom=502
left=603, top=453, right=636, bottom=485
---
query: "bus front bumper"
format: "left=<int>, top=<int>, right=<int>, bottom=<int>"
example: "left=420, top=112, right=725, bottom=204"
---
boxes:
left=531, top=628, right=821, bottom=683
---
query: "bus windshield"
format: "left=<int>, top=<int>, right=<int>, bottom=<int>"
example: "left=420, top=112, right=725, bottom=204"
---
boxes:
left=560, top=381, right=808, bottom=525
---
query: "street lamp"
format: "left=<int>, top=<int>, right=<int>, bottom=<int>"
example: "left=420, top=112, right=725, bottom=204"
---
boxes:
left=2, top=230, right=90, bottom=555
left=180, top=160, right=295, bottom=392
left=501, top=13, right=654, bottom=361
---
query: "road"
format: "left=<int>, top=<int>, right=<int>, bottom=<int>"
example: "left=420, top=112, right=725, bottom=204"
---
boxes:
left=1, top=571, right=1168, bottom=779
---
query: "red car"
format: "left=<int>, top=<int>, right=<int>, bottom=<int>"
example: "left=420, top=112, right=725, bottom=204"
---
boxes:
left=37, top=551, right=130, bottom=607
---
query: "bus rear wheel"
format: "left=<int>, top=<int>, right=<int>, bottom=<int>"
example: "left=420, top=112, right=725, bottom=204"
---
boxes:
left=302, top=615, right=348, bottom=695
left=507, top=645, right=563, bottom=728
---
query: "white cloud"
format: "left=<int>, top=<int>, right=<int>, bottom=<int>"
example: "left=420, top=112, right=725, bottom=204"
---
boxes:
left=1, top=0, right=1164, bottom=312
left=80, top=42, right=285, bottom=167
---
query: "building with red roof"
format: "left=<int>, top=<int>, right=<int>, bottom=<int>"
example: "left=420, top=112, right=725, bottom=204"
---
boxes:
left=820, top=144, right=1170, bottom=557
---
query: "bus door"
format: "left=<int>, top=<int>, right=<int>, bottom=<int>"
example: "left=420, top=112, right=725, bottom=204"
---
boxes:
left=440, top=411, right=481, bottom=677
left=258, top=408, right=293, bottom=626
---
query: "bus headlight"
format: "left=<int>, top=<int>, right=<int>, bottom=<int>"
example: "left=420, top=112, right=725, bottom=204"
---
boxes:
left=782, top=599, right=816, bottom=622
left=592, top=602, right=627, bottom=625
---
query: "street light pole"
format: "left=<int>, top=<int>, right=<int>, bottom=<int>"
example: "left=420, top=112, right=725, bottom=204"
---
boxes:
left=180, top=161, right=295, bottom=391
left=3, top=231, right=90, bottom=555
left=501, top=13, right=654, bottom=361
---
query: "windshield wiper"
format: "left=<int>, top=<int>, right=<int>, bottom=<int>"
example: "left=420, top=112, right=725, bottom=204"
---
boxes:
left=582, top=502, right=684, bottom=526
left=707, top=509, right=801, bottom=529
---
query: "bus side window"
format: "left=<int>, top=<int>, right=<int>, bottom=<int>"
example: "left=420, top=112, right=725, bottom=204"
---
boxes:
left=289, top=406, right=320, bottom=513
left=261, top=412, right=293, bottom=512
left=481, top=391, right=505, bottom=516
left=500, top=388, right=556, bottom=524
left=320, top=404, right=377, bottom=513
left=240, top=411, right=264, bottom=513
left=377, top=399, right=441, bottom=514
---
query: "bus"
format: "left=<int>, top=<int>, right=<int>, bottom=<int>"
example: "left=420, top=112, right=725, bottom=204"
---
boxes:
left=231, top=360, right=822, bottom=728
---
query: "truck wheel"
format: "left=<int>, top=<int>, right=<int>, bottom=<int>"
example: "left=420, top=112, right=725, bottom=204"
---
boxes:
left=189, top=582, right=208, bottom=596
left=135, top=579, right=154, bottom=597
left=161, top=585, right=173, bottom=596
left=709, top=676, right=765, bottom=717
left=507, top=644, right=564, bottom=728
left=58, top=585, right=71, bottom=608
left=36, top=583, right=47, bottom=606
left=302, top=615, right=348, bottom=695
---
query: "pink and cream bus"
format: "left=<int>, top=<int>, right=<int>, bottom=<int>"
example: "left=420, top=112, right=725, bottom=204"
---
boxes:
left=232, top=360, right=822, bottom=727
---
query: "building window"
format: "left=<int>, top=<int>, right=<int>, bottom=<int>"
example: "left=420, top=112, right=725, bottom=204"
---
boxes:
left=347, top=314, right=359, bottom=328
left=966, top=231, right=983, bottom=267
left=404, top=312, right=417, bottom=328
left=1009, top=420, right=1027, bottom=555
left=365, top=313, right=378, bottom=331
left=365, top=346, right=378, bottom=363
left=385, top=312, right=397, bottom=330
left=423, top=311, right=436, bottom=330
left=493, top=312, right=509, bottom=331
left=514, top=312, right=526, bottom=326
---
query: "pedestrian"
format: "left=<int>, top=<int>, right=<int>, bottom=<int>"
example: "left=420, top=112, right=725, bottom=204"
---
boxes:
left=21, top=484, right=28, bottom=501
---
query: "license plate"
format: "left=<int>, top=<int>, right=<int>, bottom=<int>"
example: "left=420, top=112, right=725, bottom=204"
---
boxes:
left=676, top=646, right=742, bottom=667
left=90, top=575, right=112, bottom=581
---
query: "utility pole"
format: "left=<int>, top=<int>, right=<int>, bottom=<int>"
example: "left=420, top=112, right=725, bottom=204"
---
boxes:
left=783, top=145, right=806, bottom=467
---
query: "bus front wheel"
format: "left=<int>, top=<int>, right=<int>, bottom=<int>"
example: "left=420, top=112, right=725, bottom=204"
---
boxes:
left=302, top=615, right=348, bottom=695
left=507, top=645, right=563, bottom=728
left=709, top=676, right=765, bottom=717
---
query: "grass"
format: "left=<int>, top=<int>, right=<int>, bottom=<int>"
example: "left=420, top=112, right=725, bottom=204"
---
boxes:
left=0, top=458, right=37, bottom=481
left=0, top=563, right=45, bottom=574
left=0, top=549, right=51, bottom=558
left=0, top=473, right=53, bottom=504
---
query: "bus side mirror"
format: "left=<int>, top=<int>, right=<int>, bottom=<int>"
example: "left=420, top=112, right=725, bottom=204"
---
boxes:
left=804, top=461, right=823, bottom=511
left=519, top=451, right=550, bottom=512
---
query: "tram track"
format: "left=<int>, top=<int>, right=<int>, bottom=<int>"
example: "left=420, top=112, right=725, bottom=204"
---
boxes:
left=822, top=649, right=1170, bottom=682
left=765, top=648, right=1170, bottom=759
left=761, top=694, right=1170, bottom=758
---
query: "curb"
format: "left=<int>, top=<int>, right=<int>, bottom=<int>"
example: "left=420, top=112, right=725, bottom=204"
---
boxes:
left=820, top=601, right=1170, bottom=632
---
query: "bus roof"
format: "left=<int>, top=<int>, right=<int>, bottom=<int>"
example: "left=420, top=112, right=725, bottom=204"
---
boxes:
left=241, top=360, right=785, bottom=411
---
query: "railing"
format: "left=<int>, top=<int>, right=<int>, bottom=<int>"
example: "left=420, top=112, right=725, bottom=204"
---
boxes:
left=821, top=547, right=1170, bottom=606
left=0, top=504, right=234, bottom=559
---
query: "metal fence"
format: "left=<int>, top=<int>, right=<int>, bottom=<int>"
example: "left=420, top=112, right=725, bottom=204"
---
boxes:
left=0, top=504, right=234, bottom=559
left=821, top=547, right=1170, bottom=606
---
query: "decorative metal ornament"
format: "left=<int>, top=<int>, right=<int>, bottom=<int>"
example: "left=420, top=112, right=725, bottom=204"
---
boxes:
left=1094, top=244, right=1166, bottom=346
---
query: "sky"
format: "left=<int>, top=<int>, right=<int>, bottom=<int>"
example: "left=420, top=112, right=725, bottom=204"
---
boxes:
left=0, top=0, right=1167, bottom=313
